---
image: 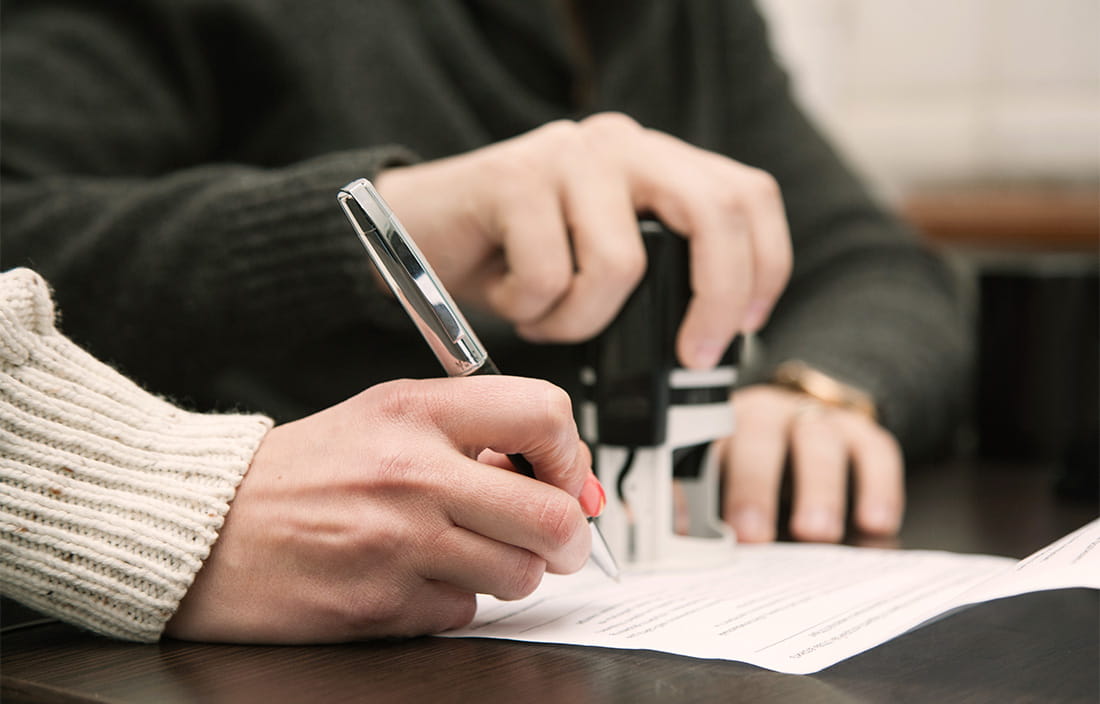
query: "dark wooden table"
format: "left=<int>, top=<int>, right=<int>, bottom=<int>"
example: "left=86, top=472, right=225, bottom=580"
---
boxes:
left=3, top=459, right=1097, bottom=704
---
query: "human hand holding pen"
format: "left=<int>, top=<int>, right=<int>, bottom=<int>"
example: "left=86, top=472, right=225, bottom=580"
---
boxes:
left=339, top=177, right=620, bottom=580
left=166, top=377, right=600, bottom=643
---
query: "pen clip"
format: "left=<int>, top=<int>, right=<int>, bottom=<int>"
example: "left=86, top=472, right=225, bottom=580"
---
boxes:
left=338, top=178, right=489, bottom=376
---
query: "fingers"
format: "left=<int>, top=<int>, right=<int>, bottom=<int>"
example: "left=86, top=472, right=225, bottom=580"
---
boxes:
left=788, top=405, right=849, bottom=542
left=677, top=207, right=754, bottom=369
left=170, top=376, right=600, bottom=644
left=438, top=456, right=592, bottom=575
left=371, top=376, right=595, bottom=574
left=722, top=390, right=791, bottom=542
left=424, top=541, right=547, bottom=603
left=422, top=113, right=792, bottom=355
left=419, top=518, right=550, bottom=602
left=484, top=181, right=574, bottom=324
left=478, top=443, right=607, bottom=517
left=735, top=167, right=793, bottom=332
left=422, top=488, right=592, bottom=599
left=615, top=123, right=792, bottom=368
left=516, top=137, right=645, bottom=343
left=382, top=376, right=591, bottom=498
left=789, top=407, right=904, bottom=540
left=724, top=386, right=905, bottom=544
left=837, top=413, right=905, bottom=536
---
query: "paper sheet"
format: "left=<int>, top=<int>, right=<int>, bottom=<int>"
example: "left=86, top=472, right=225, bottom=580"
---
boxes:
left=442, top=518, right=1100, bottom=674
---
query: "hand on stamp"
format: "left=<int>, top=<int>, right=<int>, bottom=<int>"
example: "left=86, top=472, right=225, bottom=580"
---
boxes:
left=375, top=112, right=792, bottom=370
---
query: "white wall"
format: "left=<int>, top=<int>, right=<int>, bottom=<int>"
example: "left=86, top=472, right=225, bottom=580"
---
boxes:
left=757, top=0, right=1100, bottom=201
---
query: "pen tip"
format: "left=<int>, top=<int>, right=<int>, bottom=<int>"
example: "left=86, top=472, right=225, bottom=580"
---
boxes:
left=588, top=519, right=622, bottom=583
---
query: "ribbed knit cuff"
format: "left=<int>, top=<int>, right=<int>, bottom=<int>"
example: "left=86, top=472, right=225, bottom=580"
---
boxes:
left=1, top=269, right=273, bottom=641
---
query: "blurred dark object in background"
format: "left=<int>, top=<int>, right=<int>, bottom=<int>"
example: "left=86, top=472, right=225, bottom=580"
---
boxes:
left=904, top=184, right=1099, bottom=505
left=977, top=264, right=1098, bottom=498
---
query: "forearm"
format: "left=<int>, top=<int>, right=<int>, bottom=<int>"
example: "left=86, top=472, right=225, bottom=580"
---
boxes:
left=754, top=124, right=971, bottom=458
left=756, top=156, right=971, bottom=458
left=718, top=2, right=971, bottom=458
left=3, top=148, right=414, bottom=382
left=0, top=269, right=272, bottom=641
left=758, top=248, right=970, bottom=460
left=2, top=3, right=416, bottom=387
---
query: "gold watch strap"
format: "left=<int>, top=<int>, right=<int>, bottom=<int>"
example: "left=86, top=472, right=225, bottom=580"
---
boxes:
left=772, top=360, right=878, bottom=422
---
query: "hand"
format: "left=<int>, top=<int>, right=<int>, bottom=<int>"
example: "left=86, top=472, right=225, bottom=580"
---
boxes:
left=375, top=112, right=792, bottom=369
left=720, top=385, right=904, bottom=543
left=165, top=376, right=602, bottom=643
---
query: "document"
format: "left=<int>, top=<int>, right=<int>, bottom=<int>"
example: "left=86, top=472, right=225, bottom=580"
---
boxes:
left=442, top=518, right=1100, bottom=674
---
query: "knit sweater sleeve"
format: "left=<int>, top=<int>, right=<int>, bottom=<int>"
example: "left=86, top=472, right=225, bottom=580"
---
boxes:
left=0, top=268, right=273, bottom=641
left=709, top=2, right=972, bottom=460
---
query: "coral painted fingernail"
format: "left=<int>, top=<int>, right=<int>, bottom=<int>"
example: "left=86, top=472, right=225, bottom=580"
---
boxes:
left=579, top=473, right=607, bottom=517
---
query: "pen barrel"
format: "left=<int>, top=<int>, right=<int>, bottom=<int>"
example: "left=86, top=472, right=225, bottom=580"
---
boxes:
left=339, top=179, right=490, bottom=376
left=505, top=453, right=537, bottom=479
left=466, top=358, right=503, bottom=377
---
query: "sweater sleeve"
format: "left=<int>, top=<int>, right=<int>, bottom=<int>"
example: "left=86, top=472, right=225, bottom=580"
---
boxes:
left=712, top=2, right=972, bottom=460
left=1, top=3, right=415, bottom=394
left=0, top=268, right=273, bottom=641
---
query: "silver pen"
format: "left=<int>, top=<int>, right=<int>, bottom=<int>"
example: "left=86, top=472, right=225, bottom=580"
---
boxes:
left=338, top=177, right=621, bottom=582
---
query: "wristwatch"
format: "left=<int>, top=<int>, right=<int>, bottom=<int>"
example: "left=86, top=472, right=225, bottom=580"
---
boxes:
left=772, top=360, right=878, bottom=422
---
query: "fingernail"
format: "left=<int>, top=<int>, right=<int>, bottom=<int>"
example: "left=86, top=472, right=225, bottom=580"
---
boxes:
left=692, top=340, right=726, bottom=369
left=731, top=506, right=771, bottom=542
left=742, top=300, right=770, bottom=332
left=579, top=473, right=606, bottom=517
left=796, top=508, right=843, bottom=542
left=862, top=505, right=899, bottom=534
left=516, top=326, right=546, bottom=343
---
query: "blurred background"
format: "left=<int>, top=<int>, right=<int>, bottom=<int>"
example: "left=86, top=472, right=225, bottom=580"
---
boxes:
left=759, top=0, right=1098, bottom=196
left=758, top=0, right=1098, bottom=495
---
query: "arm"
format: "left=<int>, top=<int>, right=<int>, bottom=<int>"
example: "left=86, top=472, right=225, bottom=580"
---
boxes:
left=709, top=1, right=970, bottom=541
left=1, top=4, right=413, bottom=396
left=0, top=268, right=272, bottom=641
left=716, top=1, right=971, bottom=460
left=1, top=268, right=601, bottom=642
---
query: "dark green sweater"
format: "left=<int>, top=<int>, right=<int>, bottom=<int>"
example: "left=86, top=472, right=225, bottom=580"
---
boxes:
left=1, top=0, right=970, bottom=459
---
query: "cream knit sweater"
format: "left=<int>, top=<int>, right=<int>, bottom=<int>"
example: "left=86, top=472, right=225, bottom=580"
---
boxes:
left=1, top=268, right=272, bottom=641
